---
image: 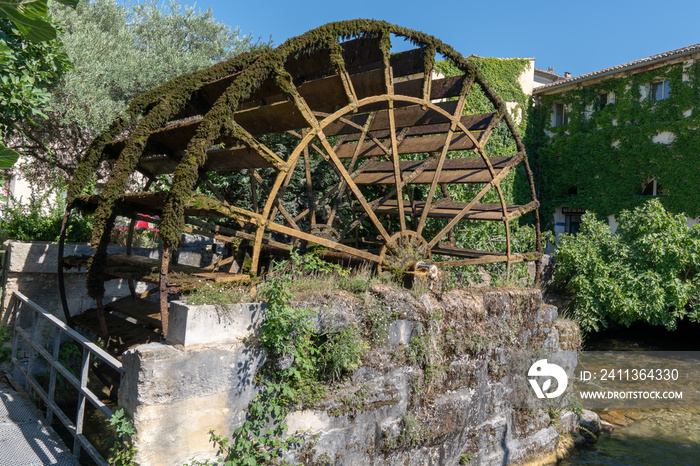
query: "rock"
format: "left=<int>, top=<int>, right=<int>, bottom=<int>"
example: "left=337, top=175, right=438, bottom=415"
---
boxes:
left=556, top=320, right=582, bottom=350
left=599, top=410, right=633, bottom=427
left=275, top=351, right=295, bottom=371
left=388, top=320, right=413, bottom=345
left=291, top=291, right=362, bottom=333
left=557, top=409, right=579, bottom=433
left=370, top=284, right=427, bottom=321
left=579, top=409, right=601, bottom=441
left=537, top=304, right=558, bottom=324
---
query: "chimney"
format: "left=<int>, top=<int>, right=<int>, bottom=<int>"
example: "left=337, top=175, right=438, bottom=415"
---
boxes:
left=564, top=71, right=572, bottom=78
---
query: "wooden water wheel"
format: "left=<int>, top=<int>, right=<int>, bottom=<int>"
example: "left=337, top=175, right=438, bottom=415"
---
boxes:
left=58, top=20, right=541, bottom=342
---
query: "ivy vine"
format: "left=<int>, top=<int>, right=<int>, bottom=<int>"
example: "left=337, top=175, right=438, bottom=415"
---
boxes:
left=529, top=62, right=700, bottom=226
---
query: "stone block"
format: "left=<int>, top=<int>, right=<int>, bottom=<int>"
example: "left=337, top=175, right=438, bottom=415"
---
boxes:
left=119, top=341, right=265, bottom=466
left=166, top=301, right=266, bottom=347
left=2, top=240, right=159, bottom=274
left=537, top=304, right=559, bottom=324
left=388, top=320, right=413, bottom=345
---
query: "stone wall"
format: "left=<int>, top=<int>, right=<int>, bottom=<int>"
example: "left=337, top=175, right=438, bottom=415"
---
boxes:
left=0, top=237, right=219, bottom=325
left=119, top=287, right=582, bottom=466
left=0, top=241, right=159, bottom=325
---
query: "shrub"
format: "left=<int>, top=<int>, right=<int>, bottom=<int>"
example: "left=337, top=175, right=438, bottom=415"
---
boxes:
left=554, top=199, right=700, bottom=331
left=0, top=194, right=92, bottom=243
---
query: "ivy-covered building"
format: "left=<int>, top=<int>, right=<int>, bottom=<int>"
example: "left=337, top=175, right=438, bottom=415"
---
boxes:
left=530, top=43, right=700, bottom=239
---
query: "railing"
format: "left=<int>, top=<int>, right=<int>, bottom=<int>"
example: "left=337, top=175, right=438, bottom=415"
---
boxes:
left=10, top=291, right=124, bottom=466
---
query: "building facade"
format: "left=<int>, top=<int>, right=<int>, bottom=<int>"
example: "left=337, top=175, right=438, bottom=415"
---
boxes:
left=530, top=44, right=700, bottom=239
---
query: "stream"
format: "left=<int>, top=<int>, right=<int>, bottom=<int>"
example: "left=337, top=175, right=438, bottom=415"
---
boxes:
left=560, top=321, right=700, bottom=466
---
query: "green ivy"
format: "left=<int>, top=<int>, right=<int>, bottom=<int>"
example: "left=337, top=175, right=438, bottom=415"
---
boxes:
left=530, top=62, right=700, bottom=224
left=107, top=408, right=136, bottom=466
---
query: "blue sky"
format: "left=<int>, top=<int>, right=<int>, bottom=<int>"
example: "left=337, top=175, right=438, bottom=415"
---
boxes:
left=175, top=0, right=700, bottom=77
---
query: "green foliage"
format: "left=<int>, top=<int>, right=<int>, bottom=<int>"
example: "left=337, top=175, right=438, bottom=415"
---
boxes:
left=530, top=62, right=700, bottom=221
left=1, top=14, right=71, bottom=162
left=107, top=408, right=136, bottom=466
left=554, top=199, right=700, bottom=331
left=15, top=0, right=265, bottom=182
left=0, top=325, right=12, bottom=363
left=209, top=381, right=300, bottom=466
left=208, top=253, right=368, bottom=465
left=567, top=395, right=583, bottom=417
left=363, top=296, right=393, bottom=345
left=383, top=411, right=427, bottom=451
left=186, top=283, right=249, bottom=306
left=0, top=0, right=77, bottom=42
left=0, top=192, right=92, bottom=242
left=320, top=327, right=367, bottom=382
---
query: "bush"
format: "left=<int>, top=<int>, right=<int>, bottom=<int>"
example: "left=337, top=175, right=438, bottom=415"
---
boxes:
left=0, top=194, right=92, bottom=243
left=554, top=199, right=700, bottom=331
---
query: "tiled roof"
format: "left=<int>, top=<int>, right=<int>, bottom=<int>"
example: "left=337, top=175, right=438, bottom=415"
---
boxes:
left=534, top=68, right=565, bottom=79
left=534, top=43, right=700, bottom=93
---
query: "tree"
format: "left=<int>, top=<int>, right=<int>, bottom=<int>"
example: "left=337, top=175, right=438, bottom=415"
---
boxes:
left=554, top=199, right=700, bottom=332
left=10, top=0, right=263, bottom=186
left=0, top=13, right=71, bottom=170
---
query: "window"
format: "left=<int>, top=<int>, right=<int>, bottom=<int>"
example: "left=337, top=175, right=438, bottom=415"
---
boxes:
left=650, top=80, right=670, bottom=101
left=598, top=93, right=608, bottom=110
left=642, top=179, right=665, bottom=196
left=553, top=103, right=568, bottom=127
left=563, top=208, right=584, bottom=235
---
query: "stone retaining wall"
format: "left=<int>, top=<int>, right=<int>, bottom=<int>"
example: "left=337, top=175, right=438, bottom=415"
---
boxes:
left=119, top=287, right=583, bottom=466
left=0, top=238, right=219, bottom=325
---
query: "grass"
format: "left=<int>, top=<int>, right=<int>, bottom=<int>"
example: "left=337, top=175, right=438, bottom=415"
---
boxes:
left=186, top=283, right=252, bottom=305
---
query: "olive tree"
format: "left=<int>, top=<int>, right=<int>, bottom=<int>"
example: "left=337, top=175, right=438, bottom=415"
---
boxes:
left=11, top=0, right=264, bottom=185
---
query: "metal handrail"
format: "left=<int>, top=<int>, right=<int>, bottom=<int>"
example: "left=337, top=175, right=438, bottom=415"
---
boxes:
left=10, top=291, right=124, bottom=466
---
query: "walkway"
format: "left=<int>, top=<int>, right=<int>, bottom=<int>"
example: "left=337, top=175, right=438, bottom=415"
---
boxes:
left=0, top=377, right=77, bottom=466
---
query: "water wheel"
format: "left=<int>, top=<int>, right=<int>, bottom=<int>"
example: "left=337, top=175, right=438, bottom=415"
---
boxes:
left=58, top=20, right=541, bottom=340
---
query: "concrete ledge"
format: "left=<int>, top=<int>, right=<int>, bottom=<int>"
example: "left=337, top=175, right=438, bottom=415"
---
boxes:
left=119, top=342, right=266, bottom=465
left=166, top=301, right=266, bottom=347
left=3, top=240, right=160, bottom=274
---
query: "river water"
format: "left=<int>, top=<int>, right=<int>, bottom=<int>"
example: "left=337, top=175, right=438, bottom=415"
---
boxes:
left=560, top=322, right=700, bottom=466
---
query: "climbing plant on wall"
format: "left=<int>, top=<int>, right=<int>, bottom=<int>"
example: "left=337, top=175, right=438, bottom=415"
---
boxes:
left=529, top=62, right=700, bottom=227
left=432, top=57, right=538, bottom=269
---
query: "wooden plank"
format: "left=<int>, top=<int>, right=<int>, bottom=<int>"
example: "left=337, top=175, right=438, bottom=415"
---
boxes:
left=172, top=37, right=383, bottom=120
left=359, top=156, right=512, bottom=171
left=104, top=296, right=161, bottom=330
left=286, top=36, right=383, bottom=84
left=335, top=131, right=482, bottom=159
left=139, top=148, right=275, bottom=175
left=189, top=272, right=251, bottom=282
left=104, top=74, right=472, bottom=161
left=353, top=169, right=494, bottom=185
left=75, top=192, right=262, bottom=221
left=434, top=251, right=541, bottom=267
left=352, top=157, right=512, bottom=184
left=361, top=201, right=521, bottom=220
left=325, top=103, right=494, bottom=137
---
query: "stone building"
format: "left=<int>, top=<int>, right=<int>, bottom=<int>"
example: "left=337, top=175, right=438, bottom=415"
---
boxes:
left=530, top=43, right=700, bottom=240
